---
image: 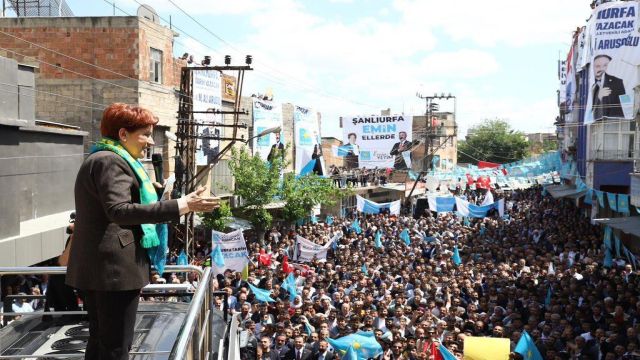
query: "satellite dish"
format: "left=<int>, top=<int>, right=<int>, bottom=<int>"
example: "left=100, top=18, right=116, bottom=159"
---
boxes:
left=137, top=4, right=160, bottom=24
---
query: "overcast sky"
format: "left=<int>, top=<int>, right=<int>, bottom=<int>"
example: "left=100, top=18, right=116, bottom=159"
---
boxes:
left=65, top=0, right=592, bottom=138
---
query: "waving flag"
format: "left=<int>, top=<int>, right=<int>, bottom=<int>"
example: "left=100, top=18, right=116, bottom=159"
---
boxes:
left=452, top=245, right=462, bottom=266
left=326, top=215, right=334, bottom=225
left=212, top=245, right=225, bottom=268
left=400, top=229, right=411, bottom=245
left=374, top=230, right=383, bottom=249
left=248, top=283, right=275, bottom=303
left=361, top=263, right=368, bottom=276
left=300, top=159, right=317, bottom=176
left=326, top=331, right=383, bottom=360
left=351, top=219, right=362, bottom=234
left=177, top=249, right=188, bottom=266
left=281, top=273, right=297, bottom=302
left=607, top=192, right=618, bottom=211
left=343, top=346, right=358, bottom=360
left=545, top=286, right=552, bottom=309
left=618, top=194, right=630, bottom=214
left=514, top=331, right=543, bottom=360
left=438, top=344, right=456, bottom=360
left=282, top=255, right=293, bottom=274
left=595, top=190, right=605, bottom=207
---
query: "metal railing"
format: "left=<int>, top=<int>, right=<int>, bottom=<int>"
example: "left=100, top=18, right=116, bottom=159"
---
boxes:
left=0, top=265, right=230, bottom=360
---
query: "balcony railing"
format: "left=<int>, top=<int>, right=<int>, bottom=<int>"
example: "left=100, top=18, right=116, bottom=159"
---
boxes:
left=590, top=149, right=637, bottom=161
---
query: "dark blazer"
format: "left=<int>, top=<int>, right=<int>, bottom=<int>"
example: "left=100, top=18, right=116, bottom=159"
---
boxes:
left=267, top=142, right=285, bottom=162
left=281, top=347, right=313, bottom=360
left=593, top=73, right=625, bottom=118
left=66, top=151, right=180, bottom=291
left=312, top=349, right=334, bottom=360
left=390, top=140, right=411, bottom=170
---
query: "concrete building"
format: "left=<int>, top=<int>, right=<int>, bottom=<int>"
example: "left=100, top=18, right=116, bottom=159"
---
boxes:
left=412, top=111, right=458, bottom=171
left=526, top=132, right=556, bottom=144
left=0, top=55, right=86, bottom=267
left=0, top=15, right=185, bottom=177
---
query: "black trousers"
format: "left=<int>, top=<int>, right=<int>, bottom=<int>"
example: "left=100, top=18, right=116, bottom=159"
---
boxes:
left=84, top=289, right=140, bottom=360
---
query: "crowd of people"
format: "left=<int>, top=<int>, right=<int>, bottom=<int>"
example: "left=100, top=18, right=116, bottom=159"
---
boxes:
left=205, top=186, right=640, bottom=360
left=3, top=184, right=640, bottom=360
left=328, top=165, right=392, bottom=188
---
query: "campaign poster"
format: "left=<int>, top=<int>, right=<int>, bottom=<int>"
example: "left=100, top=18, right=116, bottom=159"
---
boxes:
left=252, top=99, right=284, bottom=162
left=585, top=2, right=640, bottom=124
left=341, top=115, right=414, bottom=169
left=294, top=105, right=326, bottom=175
left=211, top=229, right=249, bottom=275
left=193, top=70, right=222, bottom=165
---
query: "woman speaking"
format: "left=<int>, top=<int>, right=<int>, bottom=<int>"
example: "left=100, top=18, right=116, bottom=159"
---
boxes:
left=66, top=103, right=219, bottom=360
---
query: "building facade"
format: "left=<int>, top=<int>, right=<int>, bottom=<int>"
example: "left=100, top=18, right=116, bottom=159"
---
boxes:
left=0, top=55, right=86, bottom=267
left=412, top=112, right=458, bottom=171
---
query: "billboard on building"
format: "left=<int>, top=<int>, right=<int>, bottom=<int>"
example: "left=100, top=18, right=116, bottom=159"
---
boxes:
left=585, top=2, right=640, bottom=124
left=294, top=105, right=325, bottom=175
left=193, top=70, right=222, bottom=165
left=341, top=115, right=413, bottom=169
left=252, top=99, right=284, bottom=161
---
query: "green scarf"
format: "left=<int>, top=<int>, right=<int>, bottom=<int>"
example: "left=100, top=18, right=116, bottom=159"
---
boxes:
left=92, top=138, right=160, bottom=249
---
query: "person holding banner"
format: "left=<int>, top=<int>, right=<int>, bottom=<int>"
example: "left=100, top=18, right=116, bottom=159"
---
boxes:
left=389, top=131, right=412, bottom=170
left=592, top=54, right=625, bottom=119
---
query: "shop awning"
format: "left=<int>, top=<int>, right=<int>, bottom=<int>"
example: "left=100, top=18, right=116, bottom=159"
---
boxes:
left=595, top=217, right=640, bottom=237
left=545, top=184, right=586, bottom=199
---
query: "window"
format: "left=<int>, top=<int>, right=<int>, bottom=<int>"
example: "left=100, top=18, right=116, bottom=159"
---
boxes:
left=589, top=120, right=636, bottom=160
left=149, top=48, right=163, bottom=83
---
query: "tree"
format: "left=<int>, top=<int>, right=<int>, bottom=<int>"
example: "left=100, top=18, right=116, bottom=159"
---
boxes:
left=457, top=119, right=529, bottom=165
left=227, top=146, right=286, bottom=236
left=200, top=201, right=233, bottom=232
left=281, top=173, right=344, bottom=225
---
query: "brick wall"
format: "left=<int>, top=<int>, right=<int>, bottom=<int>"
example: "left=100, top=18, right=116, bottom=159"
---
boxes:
left=321, top=137, right=345, bottom=168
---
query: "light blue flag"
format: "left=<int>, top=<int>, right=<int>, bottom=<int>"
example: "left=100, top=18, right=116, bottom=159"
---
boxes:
left=584, top=188, right=593, bottom=205
left=618, top=194, right=630, bottom=214
left=336, top=145, right=353, bottom=157
left=408, top=170, right=419, bottom=181
left=248, top=283, right=276, bottom=303
left=300, top=159, right=317, bottom=176
left=326, top=215, right=334, bottom=225
left=595, top=190, right=605, bottom=207
left=311, top=215, right=318, bottom=224
left=463, top=217, right=470, bottom=226
left=361, top=263, right=368, bottom=276
left=452, top=245, right=462, bottom=266
left=326, top=331, right=383, bottom=360
left=615, top=234, right=622, bottom=258
left=400, top=229, right=411, bottom=245
left=514, top=330, right=543, bottom=360
left=374, top=231, right=383, bottom=248
left=343, top=346, right=358, bottom=360
left=604, top=247, right=613, bottom=268
left=177, top=249, right=188, bottom=266
left=607, top=192, right=618, bottom=211
left=604, top=226, right=612, bottom=250
left=351, top=219, right=362, bottom=234
left=423, top=235, right=436, bottom=243
left=281, top=273, right=297, bottom=302
left=545, top=286, right=552, bottom=309
left=212, top=245, right=225, bottom=268
left=438, top=344, right=457, bottom=360
left=304, top=322, right=313, bottom=336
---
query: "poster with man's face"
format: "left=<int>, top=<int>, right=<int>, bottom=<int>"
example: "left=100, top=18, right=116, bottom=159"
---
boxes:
left=342, top=115, right=413, bottom=169
left=585, top=2, right=640, bottom=123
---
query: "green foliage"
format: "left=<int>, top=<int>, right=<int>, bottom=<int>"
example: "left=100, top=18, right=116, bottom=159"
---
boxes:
left=457, top=119, right=529, bottom=164
left=281, top=173, right=343, bottom=224
left=227, top=146, right=287, bottom=230
left=200, top=201, right=233, bottom=232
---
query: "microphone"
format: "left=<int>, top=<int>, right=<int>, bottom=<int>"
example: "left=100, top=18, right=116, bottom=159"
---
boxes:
left=151, top=153, right=164, bottom=183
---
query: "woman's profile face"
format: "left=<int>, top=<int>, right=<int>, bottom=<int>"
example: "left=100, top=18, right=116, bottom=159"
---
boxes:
left=120, top=125, right=154, bottom=159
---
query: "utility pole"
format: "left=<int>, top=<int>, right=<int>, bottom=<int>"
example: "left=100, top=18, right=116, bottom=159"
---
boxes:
left=172, top=55, right=253, bottom=260
left=406, top=92, right=458, bottom=203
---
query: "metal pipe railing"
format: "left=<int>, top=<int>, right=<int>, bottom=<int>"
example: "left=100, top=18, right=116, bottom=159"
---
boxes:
left=168, top=266, right=212, bottom=360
